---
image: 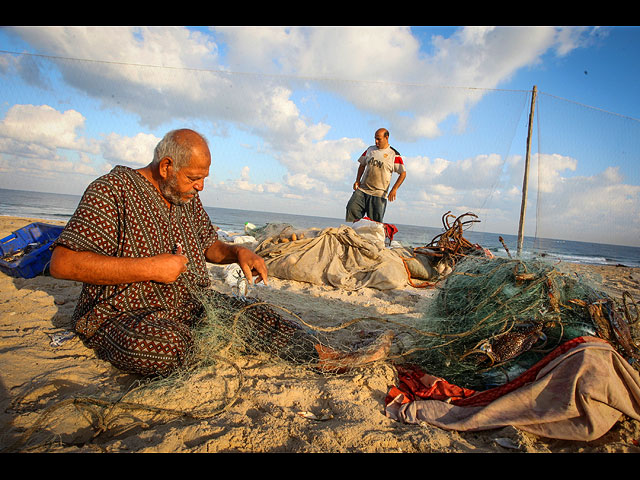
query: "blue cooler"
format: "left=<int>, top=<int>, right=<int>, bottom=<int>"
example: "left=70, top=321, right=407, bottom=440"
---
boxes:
left=0, top=222, right=65, bottom=279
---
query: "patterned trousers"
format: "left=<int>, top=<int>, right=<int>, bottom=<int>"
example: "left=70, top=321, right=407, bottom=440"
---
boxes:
left=85, top=313, right=195, bottom=376
left=83, top=292, right=321, bottom=375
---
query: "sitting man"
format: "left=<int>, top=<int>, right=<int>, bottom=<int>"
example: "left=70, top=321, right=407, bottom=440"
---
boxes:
left=50, top=129, right=268, bottom=376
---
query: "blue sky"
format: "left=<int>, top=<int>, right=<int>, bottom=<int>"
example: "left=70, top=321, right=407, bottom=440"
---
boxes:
left=0, top=26, right=638, bottom=246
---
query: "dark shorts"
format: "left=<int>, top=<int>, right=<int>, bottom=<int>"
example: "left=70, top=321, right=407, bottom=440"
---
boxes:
left=345, top=189, right=387, bottom=223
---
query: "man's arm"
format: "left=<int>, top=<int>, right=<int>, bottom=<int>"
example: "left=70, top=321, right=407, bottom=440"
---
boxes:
left=49, top=245, right=188, bottom=285
left=205, top=240, right=268, bottom=285
left=353, top=163, right=366, bottom=191
left=387, top=171, right=406, bottom=202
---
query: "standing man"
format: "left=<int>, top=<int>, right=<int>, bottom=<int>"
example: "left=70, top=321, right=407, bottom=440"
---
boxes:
left=345, top=128, right=406, bottom=223
left=50, top=129, right=268, bottom=376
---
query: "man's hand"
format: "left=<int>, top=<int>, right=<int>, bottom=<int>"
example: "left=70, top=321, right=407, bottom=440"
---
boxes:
left=388, top=171, right=406, bottom=202
left=235, top=247, right=268, bottom=285
left=150, top=245, right=189, bottom=283
left=205, top=240, right=269, bottom=285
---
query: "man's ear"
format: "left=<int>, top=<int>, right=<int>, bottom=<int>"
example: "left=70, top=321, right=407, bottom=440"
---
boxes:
left=158, top=157, right=174, bottom=179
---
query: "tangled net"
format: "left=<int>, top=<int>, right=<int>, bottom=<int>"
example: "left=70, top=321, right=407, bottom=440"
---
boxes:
left=192, top=289, right=321, bottom=367
left=188, top=213, right=640, bottom=392
left=402, top=255, right=640, bottom=390
left=5, top=284, right=397, bottom=452
left=187, top=284, right=396, bottom=377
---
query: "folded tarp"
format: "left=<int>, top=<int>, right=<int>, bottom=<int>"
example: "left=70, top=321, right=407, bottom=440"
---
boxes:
left=385, top=336, right=640, bottom=441
left=255, top=225, right=410, bottom=290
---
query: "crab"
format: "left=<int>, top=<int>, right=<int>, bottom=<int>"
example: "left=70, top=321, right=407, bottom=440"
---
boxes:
left=460, top=322, right=547, bottom=366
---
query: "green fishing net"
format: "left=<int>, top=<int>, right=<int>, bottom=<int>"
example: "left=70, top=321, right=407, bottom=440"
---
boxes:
left=403, top=255, right=636, bottom=390
left=185, top=283, right=395, bottom=379
left=164, top=216, right=640, bottom=396
left=184, top=254, right=639, bottom=391
left=192, top=289, right=322, bottom=367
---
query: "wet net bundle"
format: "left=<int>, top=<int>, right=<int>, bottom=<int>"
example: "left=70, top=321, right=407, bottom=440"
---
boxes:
left=404, top=255, right=640, bottom=390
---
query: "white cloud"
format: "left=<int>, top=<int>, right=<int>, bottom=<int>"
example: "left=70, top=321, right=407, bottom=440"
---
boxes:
left=6, top=26, right=593, bottom=178
left=553, top=26, right=595, bottom=56
left=9, top=26, right=588, bottom=146
left=216, top=165, right=285, bottom=195
left=535, top=153, right=578, bottom=193
left=212, top=26, right=584, bottom=142
left=530, top=164, right=640, bottom=245
left=101, top=132, right=160, bottom=167
left=5, top=26, right=632, bottom=245
left=284, top=173, right=330, bottom=194
left=274, top=136, right=365, bottom=184
left=0, top=104, right=103, bottom=184
left=405, top=156, right=450, bottom=180
left=0, top=104, right=94, bottom=152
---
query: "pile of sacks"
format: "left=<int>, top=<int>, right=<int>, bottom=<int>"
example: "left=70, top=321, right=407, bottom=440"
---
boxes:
left=250, top=219, right=436, bottom=291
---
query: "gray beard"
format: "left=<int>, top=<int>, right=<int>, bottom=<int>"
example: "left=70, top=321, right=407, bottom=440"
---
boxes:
left=159, top=174, right=196, bottom=206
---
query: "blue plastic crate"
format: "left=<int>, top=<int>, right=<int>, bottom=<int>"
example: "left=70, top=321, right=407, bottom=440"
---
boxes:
left=0, top=222, right=65, bottom=279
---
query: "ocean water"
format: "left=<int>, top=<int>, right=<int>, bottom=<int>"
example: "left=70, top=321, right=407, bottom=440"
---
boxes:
left=1, top=187, right=639, bottom=268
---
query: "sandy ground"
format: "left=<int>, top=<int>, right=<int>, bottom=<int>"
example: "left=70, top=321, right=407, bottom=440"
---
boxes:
left=1, top=215, right=640, bottom=453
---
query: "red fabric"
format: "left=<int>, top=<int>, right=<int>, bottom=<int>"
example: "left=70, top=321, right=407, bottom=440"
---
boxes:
left=385, top=364, right=476, bottom=406
left=386, top=336, right=598, bottom=408
left=383, top=223, right=398, bottom=242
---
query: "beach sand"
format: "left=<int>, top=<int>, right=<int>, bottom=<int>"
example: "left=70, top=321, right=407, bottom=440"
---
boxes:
left=1, top=215, right=640, bottom=453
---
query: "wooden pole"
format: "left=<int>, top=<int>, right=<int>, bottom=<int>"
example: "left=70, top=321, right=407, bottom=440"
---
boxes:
left=517, top=85, right=537, bottom=257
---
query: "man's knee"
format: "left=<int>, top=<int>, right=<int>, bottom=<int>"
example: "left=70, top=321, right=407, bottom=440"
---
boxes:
left=88, top=319, right=194, bottom=376
left=346, top=208, right=360, bottom=222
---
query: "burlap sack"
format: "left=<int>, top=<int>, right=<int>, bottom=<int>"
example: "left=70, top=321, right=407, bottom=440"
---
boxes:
left=255, top=225, right=409, bottom=290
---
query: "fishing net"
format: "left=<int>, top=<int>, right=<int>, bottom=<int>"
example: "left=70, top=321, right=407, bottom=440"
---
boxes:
left=13, top=247, right=640, bottom=452
left=192, top=289, right=321, bottom=367
left=173, top=208, right=640, bottom=396
left=401, top=255, right=640, bottom=390
left=183, top=212, right=640, bottom=391
left=184, top=283, right=395, bottom=377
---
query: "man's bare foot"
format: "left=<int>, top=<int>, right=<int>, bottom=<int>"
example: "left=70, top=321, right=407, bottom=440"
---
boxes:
left=315, top=330, right=394, bottom=373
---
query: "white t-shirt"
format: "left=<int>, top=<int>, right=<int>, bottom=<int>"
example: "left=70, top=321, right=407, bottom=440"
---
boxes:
left=357, top=145, right=406, bottom=198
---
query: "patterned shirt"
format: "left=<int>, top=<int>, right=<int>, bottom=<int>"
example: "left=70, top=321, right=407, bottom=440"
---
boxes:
left=54, top=166, right=219, bottom=339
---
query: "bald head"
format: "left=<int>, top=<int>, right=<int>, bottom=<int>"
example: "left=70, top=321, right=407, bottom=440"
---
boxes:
left=374, top=128, right=389, bottom=149
left=153, top=129, right=210, bottom=171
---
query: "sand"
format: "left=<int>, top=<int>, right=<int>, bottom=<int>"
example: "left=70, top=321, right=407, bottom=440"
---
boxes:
left=1, top=215, right=640, bottom=453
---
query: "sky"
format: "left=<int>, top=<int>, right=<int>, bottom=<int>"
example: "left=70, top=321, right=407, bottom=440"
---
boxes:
left=0, top=26, right=639, bottom=246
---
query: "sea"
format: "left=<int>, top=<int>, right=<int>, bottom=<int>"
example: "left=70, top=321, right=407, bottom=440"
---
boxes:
left=1, top=187, right=639, bottom=268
